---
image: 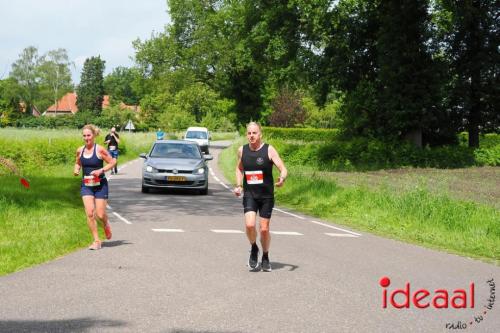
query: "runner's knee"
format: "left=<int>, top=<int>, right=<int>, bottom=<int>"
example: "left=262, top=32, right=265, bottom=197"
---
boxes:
left=96, top=212, right=106, bottom=221
left=85, top=209, right=95, bottom=219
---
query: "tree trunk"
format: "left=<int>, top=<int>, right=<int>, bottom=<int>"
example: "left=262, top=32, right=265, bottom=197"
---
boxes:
left=468, top=0, right=481, bottom=148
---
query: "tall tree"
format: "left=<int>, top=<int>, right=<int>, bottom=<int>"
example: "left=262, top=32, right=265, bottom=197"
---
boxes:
left=9, top=46, right=40, bottom=112
left=76, top=56, right=105, bottom=114
left=38, top=48, right=73, bottom=114
left=439, top=0, right=499, bottom=147
left=376, top=0, right=441, bottom=143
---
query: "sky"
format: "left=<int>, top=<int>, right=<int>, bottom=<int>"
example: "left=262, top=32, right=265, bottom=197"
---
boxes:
left=0, top=0, right=170, bottom=83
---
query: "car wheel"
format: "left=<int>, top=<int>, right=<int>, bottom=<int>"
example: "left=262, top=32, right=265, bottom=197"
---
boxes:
left=200, top=187, right=208, bottom=195
left=141, top=185, right=149, bottom=193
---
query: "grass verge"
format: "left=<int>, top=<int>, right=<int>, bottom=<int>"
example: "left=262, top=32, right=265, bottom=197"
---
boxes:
left=218, top=141, right=500, bottom=264
left=0, top=129, right=154, bottom=276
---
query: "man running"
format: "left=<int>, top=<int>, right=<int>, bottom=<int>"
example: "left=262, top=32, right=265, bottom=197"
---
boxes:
left=104, top=127, right=120, bottom=174
left=234, top=122, right=287, bottom=272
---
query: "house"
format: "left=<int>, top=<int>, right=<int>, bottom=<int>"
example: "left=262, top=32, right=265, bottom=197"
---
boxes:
left=43, top=92, right=78, bottom=116
left=43, top=93, right=130, bottom=116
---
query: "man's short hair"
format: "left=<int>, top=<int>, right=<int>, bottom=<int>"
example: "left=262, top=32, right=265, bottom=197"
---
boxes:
left=246, top=121, right=262, bottom=132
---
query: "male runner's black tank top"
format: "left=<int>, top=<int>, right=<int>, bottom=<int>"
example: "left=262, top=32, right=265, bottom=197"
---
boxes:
left=242, top=143, right=274, bottom=199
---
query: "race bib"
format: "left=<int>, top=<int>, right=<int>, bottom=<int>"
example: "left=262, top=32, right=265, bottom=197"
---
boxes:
left=83, top=175, right=101, bottom=187
left=245, top=170, right=264, bottom=184
left=109, top=145, right=116, bottom=151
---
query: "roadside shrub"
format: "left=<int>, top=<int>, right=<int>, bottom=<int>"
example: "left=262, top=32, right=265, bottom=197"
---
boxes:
left=267, top=137, right=487, bottom=171
left=474, top=145, right=500, bottom=166
left=263, top=127, right=339, bottom=142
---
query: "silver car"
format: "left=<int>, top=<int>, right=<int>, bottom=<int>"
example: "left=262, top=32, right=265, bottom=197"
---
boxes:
left=140, top=140, right=213, bottom=195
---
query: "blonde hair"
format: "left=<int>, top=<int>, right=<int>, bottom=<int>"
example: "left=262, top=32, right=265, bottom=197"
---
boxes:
left=82, top=124, right=100, bottom=137
left=246, top=121, right=262, bottom=133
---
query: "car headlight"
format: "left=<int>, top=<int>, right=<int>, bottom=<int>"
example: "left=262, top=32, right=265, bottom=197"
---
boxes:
left=196, top=167, right=205, bottom=174
left=146, top=165, right=156, bottom=173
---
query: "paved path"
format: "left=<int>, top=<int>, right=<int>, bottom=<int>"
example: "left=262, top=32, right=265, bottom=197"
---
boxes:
left=0, top=141, right=499, bottom=332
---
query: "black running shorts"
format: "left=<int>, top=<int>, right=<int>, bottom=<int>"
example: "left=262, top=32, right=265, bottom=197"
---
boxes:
left=243, top=196, right=275, bottom=218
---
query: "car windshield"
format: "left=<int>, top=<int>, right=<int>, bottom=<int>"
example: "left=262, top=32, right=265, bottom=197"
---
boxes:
left=150, top=143, right=201, bottom=159
left=185, top=131, right=207, bottom=139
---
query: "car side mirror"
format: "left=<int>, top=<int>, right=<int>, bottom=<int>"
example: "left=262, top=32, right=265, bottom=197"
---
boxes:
left=204, top=154, right=213, bottom=161
left=139, top=153, right=147, bottom=159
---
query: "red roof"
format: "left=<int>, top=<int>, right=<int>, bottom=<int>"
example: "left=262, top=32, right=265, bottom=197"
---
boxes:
left=46, top=92, right=78, bottom=113
left=45, top=92, right=139, bottom=115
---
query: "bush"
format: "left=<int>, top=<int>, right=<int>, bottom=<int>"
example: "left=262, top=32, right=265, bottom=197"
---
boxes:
left=262, top=127, right=340, bottom=142
left=267, top=136, right=493, bottom=171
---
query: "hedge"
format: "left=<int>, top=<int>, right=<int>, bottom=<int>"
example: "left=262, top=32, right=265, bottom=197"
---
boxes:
left=262, top=127, right=339, bottom=141
left=269, top=136, right=499, bottom=171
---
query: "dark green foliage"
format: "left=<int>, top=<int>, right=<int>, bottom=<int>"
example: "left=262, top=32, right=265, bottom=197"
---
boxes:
left=104, top=66, right=142, bottom=105
left=76, top=56, right=105, bottom=114
left=438, top=0, right=499, bottom=147
left=263, top=127, right=339, bottom=142
left=375, top=0, right=441, bottom=138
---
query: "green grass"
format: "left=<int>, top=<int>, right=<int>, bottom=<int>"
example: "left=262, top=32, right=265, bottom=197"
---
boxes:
left=0, top=173, right=90, bottom=275
left=219, top=141, right=500, bottom=264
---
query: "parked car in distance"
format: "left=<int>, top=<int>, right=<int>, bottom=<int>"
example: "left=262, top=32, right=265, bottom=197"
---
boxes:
left=184, top=126, right=210, bottom=154
left=140, top=140, right=213, bottom=195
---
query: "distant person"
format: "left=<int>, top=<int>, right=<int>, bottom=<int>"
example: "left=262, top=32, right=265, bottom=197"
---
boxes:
left=74, top=124, right=116, bottom=250
left=157, top=128, right=165, bottom=140
left=104, top=127, right=120, bottom=174
left=234, top=122, right=287, bottom=272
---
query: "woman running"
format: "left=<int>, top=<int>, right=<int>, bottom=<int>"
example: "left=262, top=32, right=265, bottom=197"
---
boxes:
left=73, top=124, right=116, bottom=250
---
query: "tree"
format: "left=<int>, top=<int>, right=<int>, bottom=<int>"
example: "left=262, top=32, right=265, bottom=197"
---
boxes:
left=375, top=0, right=441, bottom=144
left=268, top=87, right=306, bottom=127
left=0, top=78, right=22, bottom=126
left=439, top=0, right=499, bottom=147
left=104, top=66, right=141, bottom=105
left=38, top=48, right=73, bottom=114
left=76, top=56, right=105, bottom=114
left=9, top=46, right=41, bottom=112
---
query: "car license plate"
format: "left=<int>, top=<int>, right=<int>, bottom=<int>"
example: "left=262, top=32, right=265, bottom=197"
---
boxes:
left=167, top=176, right=186, bottom=181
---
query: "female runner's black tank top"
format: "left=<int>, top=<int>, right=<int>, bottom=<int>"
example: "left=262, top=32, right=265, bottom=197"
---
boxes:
left=241, top=143, right=274, bottom=199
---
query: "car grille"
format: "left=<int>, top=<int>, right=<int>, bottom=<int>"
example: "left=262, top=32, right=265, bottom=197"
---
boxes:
left=156, top=169, right=193, bottom=174
left=152, top=179, right=196, bottom=186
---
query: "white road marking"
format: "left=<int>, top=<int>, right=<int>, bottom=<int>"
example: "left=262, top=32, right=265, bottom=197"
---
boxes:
left=211, top=229, right=244, bottom=234
left=113, top=212, right=132, bottom=225
left=325, top=233, right=359, bottom=238
left=310, top=220, right=361, bottom=236
left=213, top=176, right=220, bottom=182
left=273, top=208, right=306, bottom=220
left=152, top=228, right=185, bottom=233
left=270, top=231, right=303, bottom=236
left=219, top=182, right=230, bottom=189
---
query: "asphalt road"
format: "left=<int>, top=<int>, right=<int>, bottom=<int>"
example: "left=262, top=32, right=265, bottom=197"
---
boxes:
left=0, top=141, right=499, bottom=333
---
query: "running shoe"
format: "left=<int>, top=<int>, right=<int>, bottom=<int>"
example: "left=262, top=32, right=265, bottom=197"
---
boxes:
left=103, top=222, right=112, bottom=240
left=261, top=256, right=272, bottom=272
left=88, top=241, right=102, bottom=250
left=248, top=245, right=259, bottom=270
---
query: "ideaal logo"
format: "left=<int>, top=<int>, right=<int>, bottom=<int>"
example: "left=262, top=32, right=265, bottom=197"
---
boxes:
left=379, top=276, right=474, bottom=309
left=379, top=276, right=496, bottom=330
